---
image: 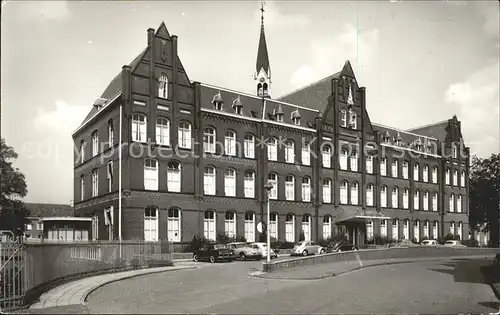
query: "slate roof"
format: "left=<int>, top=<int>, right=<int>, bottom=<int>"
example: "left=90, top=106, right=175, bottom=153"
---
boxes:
left=406, top=120, right=450, bottom=143
left=372, top=123, right=439, bottom=152
left=25, top=203, right=74, bottom=218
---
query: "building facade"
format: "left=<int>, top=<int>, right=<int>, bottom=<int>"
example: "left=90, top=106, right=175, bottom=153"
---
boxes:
left=72, top=17, right=470, bottom=245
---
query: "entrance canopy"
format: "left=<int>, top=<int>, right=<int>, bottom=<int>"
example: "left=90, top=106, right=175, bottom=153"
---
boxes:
left=335, top=207, right=390, bottom=224
left=336, top=214, right=391, bottom=224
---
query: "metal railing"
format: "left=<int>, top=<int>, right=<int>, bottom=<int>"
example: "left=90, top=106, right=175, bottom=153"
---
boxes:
left=0, top=231, right=26, bottom=312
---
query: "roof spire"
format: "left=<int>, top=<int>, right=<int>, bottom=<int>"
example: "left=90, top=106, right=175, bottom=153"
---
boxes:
left=255, top=1, right=270, bottom=77
left=260, top=1, right=265, bottom=29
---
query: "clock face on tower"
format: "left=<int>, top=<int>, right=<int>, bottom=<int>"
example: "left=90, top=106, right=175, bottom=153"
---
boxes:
left=259, top=77, right=265, bottom=83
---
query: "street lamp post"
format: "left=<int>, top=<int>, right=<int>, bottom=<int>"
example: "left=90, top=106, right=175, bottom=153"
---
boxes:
left=264, top=182, right=273, bottom=264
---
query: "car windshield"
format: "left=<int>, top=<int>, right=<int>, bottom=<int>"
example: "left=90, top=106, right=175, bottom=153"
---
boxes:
left=214, top=244, right=227, bottom=249
left=295, top=242, right=304, bottom=246
left=444, top=241, right=454, bottom=244
left=232, top=243, right=245, bottom=248
left=422, top=241, right=430, bottom=244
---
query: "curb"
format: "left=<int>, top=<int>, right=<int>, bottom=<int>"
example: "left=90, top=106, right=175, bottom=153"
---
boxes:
left=250, top=256, right=494, bottom=280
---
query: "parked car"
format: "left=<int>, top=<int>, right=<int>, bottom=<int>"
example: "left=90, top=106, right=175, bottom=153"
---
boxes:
left=443, top=240, right=466, bottom=248
left=192, top=243, right=235, bottom=263
left=421, top=239, right=439, bottom=246
left=291, top=241, right=326, bottom=256
left=251, top=242, right=279, bottom=259
left=325, top=240, right=349, bottom=253
left=226, top=242, right=262, bottom=260
left=389, top=239, right=420, bottom=248
left=336, top=244, right=359, bottom=252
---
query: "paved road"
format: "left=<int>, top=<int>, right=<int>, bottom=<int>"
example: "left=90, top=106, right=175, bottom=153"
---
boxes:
left=86, top=258, right=500, bottom=314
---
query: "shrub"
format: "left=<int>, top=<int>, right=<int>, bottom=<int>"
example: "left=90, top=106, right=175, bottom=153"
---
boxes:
left=184, top=235, right=209, bottom=252
left=216, top=233, right=235, bottom=244
left=235, top=235, right=247, bottom=243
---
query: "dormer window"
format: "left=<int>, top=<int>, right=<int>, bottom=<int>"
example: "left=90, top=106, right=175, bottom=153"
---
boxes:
left=382, top=131, right=391, bottom=144
left=414, top=138, right=423, bottom=151
left=452, top=144, right=458, bottom=158
left=276, top=112, right=283, bottom=122
left=291, top=109, right=301, bottom=125
left=232, top=96, right=243, bottom=115
left=212, top=92, right=223, bottom=111
left=273, top=104, right=284, bottom=122
left=292, top=117, right=300, bottom=125
left=394, top=133, right=403, bottom=146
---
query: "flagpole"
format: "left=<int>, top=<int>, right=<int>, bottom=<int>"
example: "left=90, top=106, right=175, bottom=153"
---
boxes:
left=118, top=103, right=123, bottom=259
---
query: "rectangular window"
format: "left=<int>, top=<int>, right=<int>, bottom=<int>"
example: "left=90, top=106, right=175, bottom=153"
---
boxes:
left=366, top=156, right=373, bottom=174
left=167, top=163, right=181, bottom=192
left=167, top=209, right=181, bottom=242
left=92, top=169, right=98, bottom=197
left=224, top=169, right=236, bottom=197
left=156, top=118, right=170, bottom=146
left=453, top=170, right=458, bottom=186
left=224, top=212, right=236, bottom=238
left=244, top=172, right=255, bottom=198
left=380, top=220, right=387, bottom=238
left=267, top=139, right=277, bottom=161
left=144, top=208, right=158, bottom=241
left=423, top=166, right=429, bottom=182
left=204, top=211, right=216, bottom=241
left=322, top=216, right=331, bottom=240
left=224, top=131, right=236, bottom=156
left=392, top=188, right=398, bottom=208
left=322, top=179, right=331, bottom=203
left=302, top=178, right=311, bottom=202
left=178, top=122, right=192, bottom=149
left=107, top=161, right=113, bottom=193
left=269, top=213, right=278, bottom=239
left=302, top=144, right=310, bottom=166
left=340, top=150, right=348, bottom=170
left=392, top=220, right=398, bottom=240
left=244, top=135, right=255, bottom=158
left=432, top=193, right=438, bottom=211
left=445, top=169, right=450, bottom=185
left=392, top=160, right=398, bottom=178
left=432, top=167, right=438, bottom=183
left=285, top=177, right=295, bottom=201
left=92, top=132, right=99, bottom=157
left=403, top=190, right=409, bottom=209
left=380, top=187, right=387, bottom=208
left=380, top=158, right=387, bottom=176
left=204, top=168, right=216, bottom=195
left=244, top=213, right=255, bottom=243
left=285, top=142, right=295, bottom=163
left=402, top=162, right=409, bottom=179
left=366, top=221, right=373, bottom=240
left=144, top=159, right=158, bottom=191
left=350, top=153, right=358, bottom=172
left=81, top=176, right=85, bottom=200
left=285, top=216, right=295, bottom=242
left=340, top=183, right=348, bottom=204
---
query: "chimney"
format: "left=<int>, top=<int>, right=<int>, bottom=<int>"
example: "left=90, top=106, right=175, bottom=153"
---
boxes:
left=147, top=28, right=155, bottom=46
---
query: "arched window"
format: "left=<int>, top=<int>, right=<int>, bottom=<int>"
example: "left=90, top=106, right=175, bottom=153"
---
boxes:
left=144, top=207, right=158, bottom=241
left=452, top=144, right=458, bottom=158
left=340, top=109, right=347, bottom=127
left=263, top=83, right=269, bottom=96
left=322, top=144, right=332, bottom=168
left=322, top=179, right=332, bottom=203
left=285, top=214, right=295, bottom=242
left=392, top=187, right=399, bottom=208
left=302, top=142, right=311, bottom=165
left=350, top=151, right=358, bottom=172
left=350, top=182, right=359, bottom=205
left=433, top=221, right=439, bottom=239
left=460, top=170, right=466, bottom=187
left=453, top=169, right=458, bottom=186
left=158, top=73, right=168, bottom=98
left=414, top=220, right=420, bottom=242
left=156, top=117, right=170, bottom=146
left=449, top=194, right=455, bottom=212
left=178, top=121, right=192, bottom=149
left=107, top=119, right=114, bottom=145
left=224, top=211, right=236, bottom=238
left=380, top=185, right=388, bottom=208
left=323, top=215, right=332, bottom=240
left=257, top=83, right=263, bottom=96
left=224, top=130, right=236, bottom=156
left=340, top=181, right=348, bottom=204
left=366, top=221, right=374, bottom=240
left=91, top=131, right=99, bottom=157
left=204, top=210, right=216, bottom=241
left=244, top=212, right=255, bottom=242
left=167, top=161, right=181, bottom=192
left=445, top=168, right=450, bottom=185
left=244, top=134, right=255, bottom=158
left=302, top=177, right=311, bottom=202
left=285, top=140, right=295, bottom=163
left=224, top=168, right=236, bottom=197
left=267, top=137, right=277, bottom=161
left=167, top=208, right=181, bottom=242
left=302, top=214, right=311, bottom=241
left=457, top=222, right=463, bottom=240
left=432, top=166, right=438, bottom=183
left=402, top=161, right=409, bottom=179
left=144, top=159, right=158, bottom=191
left=423, top=220, right=429, bottom=239
left=392, top=160, right=399, bottom=178
left=350, top=111, right=357, bottom=129
left=423, top=165, right=429, bottom=182
left=457, top=195, right=462, bottom=213
left=269, top=213, right=278, bottom=240
left=339, top=148, right=348, bottom=170
left=380, top=219, right=388, bottom=238
left=204, top=166, right=216, bottom=195
left=80, top=175, right=85, bottom=200
left=366, top=184, right=374, bottom=206
left=366, top=155, right=373, bottom=174
left=380, top=158, right=387, bottom=176
left=414, top=190, right=420, bottom=210
left=268, top=173, right=278, bottom=199
left=244, top=171, right=255, bottom=198
left=403, top=219, right=410, bottom=240
left=432, top=192, right=438, bottom=211
left=91, top=169, right=98, bottom=197
left=203, top=127, right=216, bottom=153
left=413, top=163, right=420, bottom=181
left=392, top=219, right=399, bottom=240
left=423, top=191, right=429, bottom=211
left=403, top=188, right=409, bottom=209
left=449, top=221, right=456, bottom=235
left=80, top=140, right=85, bottom=163
left=132, top=113, right=147, bottom=142
left=285, top=175, right=295, bottom=201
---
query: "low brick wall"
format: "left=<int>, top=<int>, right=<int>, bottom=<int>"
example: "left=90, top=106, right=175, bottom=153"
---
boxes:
left=262, top=247, right=500, bottom=272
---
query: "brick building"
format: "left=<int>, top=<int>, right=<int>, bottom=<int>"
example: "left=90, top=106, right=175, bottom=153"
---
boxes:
left=72, top=16, right=470, bottom=245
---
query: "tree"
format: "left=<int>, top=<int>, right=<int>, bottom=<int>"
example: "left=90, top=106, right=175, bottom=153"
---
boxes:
left=469, top=153, right=500, bottom=247
left=0, top=138, right=30, bottom=235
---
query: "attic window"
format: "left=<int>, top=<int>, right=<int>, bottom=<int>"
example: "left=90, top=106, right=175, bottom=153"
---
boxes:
left=276, top=113, right=283, bottom=122
left=232, top=96, right=243, bottom=115
left=212, top=92, right=223, bottom=111
left=93, top=98, right=107, bottom=111
left=292, top=117, right=300, bottom=125
left=291, top=109, right=301, bottom=125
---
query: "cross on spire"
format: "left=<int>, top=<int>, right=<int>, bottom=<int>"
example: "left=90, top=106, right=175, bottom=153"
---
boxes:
left=260, top=1, right=265, bottom=28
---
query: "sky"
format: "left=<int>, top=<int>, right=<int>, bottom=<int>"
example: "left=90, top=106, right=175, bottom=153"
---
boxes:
left=1, top=0, right=499, bottom=204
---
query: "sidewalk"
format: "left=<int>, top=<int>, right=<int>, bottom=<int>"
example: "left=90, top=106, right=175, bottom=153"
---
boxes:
left=250, top=255, right=495, bottom=280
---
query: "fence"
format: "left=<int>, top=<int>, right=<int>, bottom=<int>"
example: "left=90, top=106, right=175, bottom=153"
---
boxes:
left=1, top=239, right=173, bottom=312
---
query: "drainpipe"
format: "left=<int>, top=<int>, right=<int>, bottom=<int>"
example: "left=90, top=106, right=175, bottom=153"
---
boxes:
left=119, top=103, right=123, bottom=258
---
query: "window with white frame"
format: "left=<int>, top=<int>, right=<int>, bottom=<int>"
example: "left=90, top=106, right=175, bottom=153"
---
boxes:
left=80, top=140, right=85, bottom=163
left=392, top=187, right=399, bottom=208
left=302, top=177, right=311, bottom=202
left=423, top=165, right=429, bottom=182
left=366, top=156, right=373, bottom=174
left=340, top=109, right=347, bottom=127
left=302, top=214, right=311, bottom=241
left=349, top=111, right=357, bottom=129
left=403, top=219, right=409, bottom=240
left=80, top=175, right=85, bottom=200
left=244, top=134, right=255, bottom=158
left=449, top=194, right=455, bottom=212
left=423, top=220, right=429, bottom=239
left=269, top=213, right=278, bottom=240
left=244, top=212, right=255, bottom=242
left=132, top=113, right=147, bottom=142
left=156, top=117, right=170, bottom=146
left=449, top=221, right=455, bottom=235
left=340, top=149, right=348, bottom=170
left=403, top=188, right=409, bottom=209
left=445, top=168, right=450, bottom=185
left=457, top=195, right=462, bottom=213
left=158, top=73, right=168, bottom=98
left=381, top=186, right=388, bottom=208
left=432, top=192, right=438, bottom=211
left=392, top=219, right=399, bottom=240
left=91, top=131, right=99, bottom=157
left=453, top=170, right=458, bottom=186
left=413, top=164, right=419, bottom=181
left=433, top=221, right=438, bottom=239
left=204, top=210, right=216, bottom=241
left=224, top=168, right=236, bottom=196
left=167, top=208, right=181, bottom=242
left=178, top=121, right=192, bottom=149
left=285, top=140, right=295, bottom=163
left=244, top=171, right=255, bottom=198
left=144, top=159, right=158, bottom=191
left=302, top=142, right=310, bottom=165
left=380, top=158, right=387, bottom=176
left=144, top=207, right=158, bottom=241
left=204, top=127, right=216, bottom=153
left=92, top=214, right=99, bottom=240
left=204, top=167, right=216, bottom=195
left=366, top=221, right=374, bottom=240
left=225, top=130, right=237, bottom=156
left=285, top=175, right=295, bottom=201
left=414, top=220, right=420, bottom=242
left=392, top=160, right=399, bottom=178
left=225, top=211, right=236, bottom=238
left=402, top=161, right=409, bottom=179
left=432, top=166, right=438, bottom=183
left=108, top=120, right=114, bottom=145
left=366, top=184, right=374, bottom=206
left=457, top=222, right=462, bottom=240
left=380, top=219, right=387, bottom=238
left=285, top=214, right=295, bottom=242
left=267, top=138, right=277, bottom=161
left=323, top=215, right=331, bottom=240
left=268, top=173, right=278, bottom=199
left=414, top=190, right=420, bottom=210
left=423, top=191, right=429, bottom=211
left=460, top=170, right=466, bottom=187
left=350, top=182, right=359, bottom=205
left=107, top=161, right=113, bottom=193
left=323, top=179, right=332, bottom=203
left=350, top=151, right=358, bottom=172
left=322, top=145, right=332, bottom=168
left=92, top=169, right=98, bottom=197
left=340, top=181, right=348, bottom=204
left=452, top=144, right=457, bottom=158
left=167, top=161, right=181, bottom=192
